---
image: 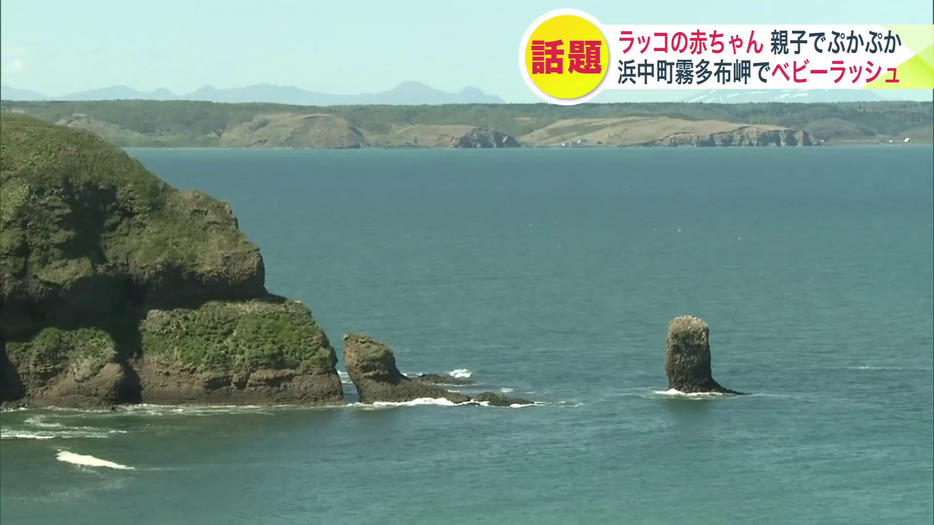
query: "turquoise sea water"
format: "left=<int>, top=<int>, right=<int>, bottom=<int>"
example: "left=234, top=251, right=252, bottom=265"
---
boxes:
left=2, top=147, right=932, bottom=524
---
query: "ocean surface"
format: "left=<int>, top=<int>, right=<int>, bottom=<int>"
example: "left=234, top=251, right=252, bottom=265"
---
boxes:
left=2, top=147, right=932, bottom=524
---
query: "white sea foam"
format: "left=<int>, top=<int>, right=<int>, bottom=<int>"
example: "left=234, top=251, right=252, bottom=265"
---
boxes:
left=499, top=387, right=514, bottom=393
left=845, top=366, right=926, bottom=371
left=2, top=429, right=126, bottom=440
left=354, top=398, right=541, bottom=409
left=371, top=397, right=461, bottom=407
left=56, top=451, right=134, bottom=470
left=655, top=388, right=728, bottom=399
left=1, top=416, right=128, bottom=440
left=449, top=369, right=472, bottom=378
left=1, top=431, right=56, bottom=440
left=115, top=404, right=274, bottom=416
left=24, top=415, right=65, bottom=428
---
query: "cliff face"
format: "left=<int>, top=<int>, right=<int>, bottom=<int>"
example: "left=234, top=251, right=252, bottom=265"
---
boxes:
left=0, top=114, right=343, bottom=407
left=381, top=125, right=521, bottom=148
left=645, top=127, right=813, bottom=147
left=446, top=128, right=520, bottom=148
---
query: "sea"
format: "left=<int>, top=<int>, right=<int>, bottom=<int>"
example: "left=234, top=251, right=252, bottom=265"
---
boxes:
left=1, top=147, right=932, bottom=525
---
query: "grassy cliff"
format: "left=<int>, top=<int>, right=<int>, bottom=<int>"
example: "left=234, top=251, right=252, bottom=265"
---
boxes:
left=0, top=114, right=342, bottom=406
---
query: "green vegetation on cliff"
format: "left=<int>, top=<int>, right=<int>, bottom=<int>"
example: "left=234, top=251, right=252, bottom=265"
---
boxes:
left=1, top=113, right=262, bottom=306
left=6, top=326, right=115, bottom=380
left=0, top=113, right=342, bottom=406
left=2, top=100, right=930, bottom=148
left=140, top=299, right=335, bottom=372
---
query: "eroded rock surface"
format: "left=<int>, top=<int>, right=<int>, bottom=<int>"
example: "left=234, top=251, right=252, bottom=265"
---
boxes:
left=342, top=334, right=536, bottom=406
left=342, top=335, right=470, bottom=404
left=411, top=373, right=475, bottom=386
left=665, top=316, right=740, bottom=394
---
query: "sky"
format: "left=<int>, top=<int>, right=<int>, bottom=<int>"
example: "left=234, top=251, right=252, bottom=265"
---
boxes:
left=1, top=0, right=932, bottom=102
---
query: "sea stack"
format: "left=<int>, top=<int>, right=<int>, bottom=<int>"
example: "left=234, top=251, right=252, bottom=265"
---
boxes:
left=665, top=316, right=740, bottom=394
left=342, top=334, right=470, bottom=404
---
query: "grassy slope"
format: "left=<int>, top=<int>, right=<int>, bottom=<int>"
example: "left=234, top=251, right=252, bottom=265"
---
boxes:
left=219, top=113, right=365, bottom=148
left=1, top=100, right=930, bottom=147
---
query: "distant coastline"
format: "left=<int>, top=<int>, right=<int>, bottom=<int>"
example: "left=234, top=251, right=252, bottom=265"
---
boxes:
left=2, top=99, right=931, bottom=149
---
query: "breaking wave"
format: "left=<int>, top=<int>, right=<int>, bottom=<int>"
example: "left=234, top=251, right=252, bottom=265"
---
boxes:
left=1, top=415, right=128, bottom=440
left=114, top=404, right=277, bottom=416
left=1, top=431, right=56, bottom=440
left=371, top=398, right=461, bottom=407
left=352, top=398, right=542, bottom=409
left=56, top=451, right=134, bottom=470
left=845, top=366, right=930, bottom=371
left=1, top=429, right=126, bottom=440
left=24, top=415, right=65, bottom=428
left=473, top=400, right=539, bottom=408
left=449, top=369, right=472, bottom=378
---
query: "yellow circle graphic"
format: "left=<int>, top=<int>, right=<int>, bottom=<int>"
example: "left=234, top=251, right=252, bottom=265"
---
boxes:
left=523, top=15, right=609, bottom=100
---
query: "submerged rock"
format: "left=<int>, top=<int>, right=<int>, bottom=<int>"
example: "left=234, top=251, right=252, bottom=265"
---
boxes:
left=471, top=392, right=534, bottom=407
left=342, top=335, right=470, bottom=404
left=411, top=373, right=475, bottom=386
left=665, top=316, right=740, bottom=394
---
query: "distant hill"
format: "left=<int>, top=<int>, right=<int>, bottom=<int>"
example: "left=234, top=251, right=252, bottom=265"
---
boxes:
left=0, top=82, right=505, bottom=105
left=0, top=86, right=47, bottom=101
left=2, top=99, right=929, bottom=148
left=62, top=85, right=178, bottom=101
left=683, top=89, right=885, bottom=104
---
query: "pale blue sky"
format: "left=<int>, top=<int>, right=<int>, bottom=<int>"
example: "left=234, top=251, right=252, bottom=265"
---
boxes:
left=1, top=0, right=932, bottom=102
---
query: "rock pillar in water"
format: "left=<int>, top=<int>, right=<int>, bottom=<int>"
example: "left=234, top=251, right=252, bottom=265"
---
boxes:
left=665, top=316, right=739, bottom=394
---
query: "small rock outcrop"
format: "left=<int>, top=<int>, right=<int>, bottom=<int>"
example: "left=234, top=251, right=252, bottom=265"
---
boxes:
left=342, top=335, right=470, bottom=404
left=447, top=128, right=520, bottom=148
left=665, top=316, right=740, bottom=394
left=342, top=335, right=533, bottom=406
left=411, top=373, right=475, bottom=386
left=472, top=392, right=533, bottom=407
